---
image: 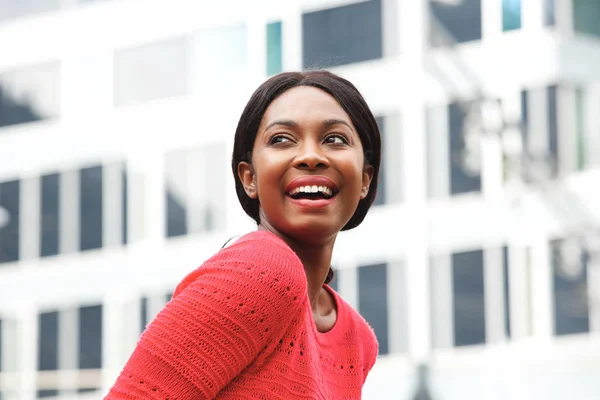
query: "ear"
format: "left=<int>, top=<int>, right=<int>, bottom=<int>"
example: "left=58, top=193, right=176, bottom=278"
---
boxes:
left=238, top=161, right=258, bottom=199
left=360, top=164, right=374, bottom=199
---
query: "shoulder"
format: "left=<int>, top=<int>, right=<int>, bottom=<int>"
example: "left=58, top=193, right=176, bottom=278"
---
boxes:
left=174, top=230, right=307, bottom=300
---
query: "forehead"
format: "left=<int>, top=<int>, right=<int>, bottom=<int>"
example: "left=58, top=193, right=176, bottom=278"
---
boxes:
left=261, top=86, right=352, bottom=126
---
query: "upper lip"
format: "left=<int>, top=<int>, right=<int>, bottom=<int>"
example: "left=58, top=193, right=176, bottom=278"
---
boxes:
left=285, top=176, right=339, bottom=195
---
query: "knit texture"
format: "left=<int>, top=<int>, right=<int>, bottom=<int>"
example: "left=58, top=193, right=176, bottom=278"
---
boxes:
left=106, top=230, right=378, bottom=399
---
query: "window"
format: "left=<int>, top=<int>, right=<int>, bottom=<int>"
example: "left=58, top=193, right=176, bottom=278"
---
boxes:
left=452, top=250, right=485, bottom=346
left=573, top=0, right=600, bottom=37
left=40, top=173, right=60, bottom=257
left=575, top=87, right=586, bottom=170
left=547, top=85, right=559, bottom=176
left=140, top=296, right=148, bottom=334
left=165, top=144, right=227, bottom=238
left=502, top=0, right=521, bottom=31
left=544, top=0, right=556, bottom=26
left=449, top=102, right=481, bottom=195
left=38, top=311, right=59, bottom=371
left=114, top=37, right=190, bottom=107
left=0, top=62, right=60, bottom=129
left=502, top=246, right=511, bottom=338
left=358, top=263, right=388, bottom=355
left=302, top=0, right=382, bottom=68
left=430, top=0, right=482, bottom=45
left=0, top=179, right=20, bottom=264
left=551, top=240, right=590, bottom=336
left=79, top=165, right=103, bottom=251
left=373, top=117, right=386, bottom=206
left=0, top=0, right=59, bottom=22
left=266, top=21, right=283, bottom=76
left=79, top=305, right=102, bottom=369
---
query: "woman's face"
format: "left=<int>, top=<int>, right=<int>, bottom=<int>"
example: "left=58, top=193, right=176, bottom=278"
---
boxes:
left=238, top=86, right=373, bottom=241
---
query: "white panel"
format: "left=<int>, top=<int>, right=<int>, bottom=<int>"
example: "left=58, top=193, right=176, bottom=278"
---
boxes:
left=484, top=246, right=506, bottom=343
left=384, top=114, right=403, bottom=204
left=426, top=105, right=450, bottom=198
left=382, top=0, right=400, bottom=57
left=527, top=86, right=549, bottom=156
left=19, top=176, right=40, bottom=260
left=508, top=245, right=531, bottom=339
left=58, top=308, right=79, bottom=396
left=338, top=263, right=358, bottom=310
left=522, top=0, right=545, bottom=31
left=557, top=85, right=577, bottom=175
left=585, top=83, right=600, bottom=167
left=482, top=0, right=502, bottom=40
left=430, top=254, right=454, bottom=349
left=530, top=237, right=553, bottom=339
left=59, top=169, right=79, bottom=253
left=102, top=163, right=123, bottom=247
left=16, top=307, right=37, bottom=400
left=387, top=261, right=407, bottom=354
left=281, top=1, right=303, bottom=71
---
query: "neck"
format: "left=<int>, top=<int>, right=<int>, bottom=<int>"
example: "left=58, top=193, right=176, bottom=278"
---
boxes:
left=258, top=224, right=336, bottom=312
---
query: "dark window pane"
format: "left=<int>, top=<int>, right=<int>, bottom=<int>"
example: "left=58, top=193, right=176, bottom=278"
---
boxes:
left=547, top=85, right=558, bottom=176
left=140, top=297, right=148, bottom=334
left=165, top=153, right=187, bottom=238
left=0, top=62, right=60, bottom=128
left=38, top=311, right=58, bottom=371
left=40, top=173, right=60, bottom=257
left=266, top=21, right=283, bottom=76
left=502, top=0, right=522, bottom=31
left=449, top=103, right=481, bottom=194
left=77, top=388, right=98, bottom=394
left=358, top=263, right=388, bottom=355
left=79, top=305, right=102, bottom=369
left=544, top=0, right=556, bottom=26
left=452, top=250, right=486, bottom=346
left=0, top=180, right=20, bottom=264
left=373, top=117, right=386, bottom=206
left=575, top=87, right=586, bottom=170
left=165, top=291, right=173, bottom=303
left=552, top=240, right=590, bottom=336
left=302, top=0, right=382, bottom=68
left=0, top=1, right=59, bottom=22
left=122, top=168, right=128, bottom=245
left=502, top=246, right=511, bottom=338
left=430, top=0, right=482, bottom=45
left=114, top=37, right=189, bottom=107
left=573, top=0, right=600, bottom=37
left=79, top=166, right=103, bottom=251
left=327, top=269, right=338, bottom=293
left=0, top=318, right=3, bottom=371
left=37, top=390, right=59, bottom=398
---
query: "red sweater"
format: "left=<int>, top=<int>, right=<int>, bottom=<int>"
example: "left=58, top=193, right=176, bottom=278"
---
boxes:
left=106, top=230, right=378, bottom=399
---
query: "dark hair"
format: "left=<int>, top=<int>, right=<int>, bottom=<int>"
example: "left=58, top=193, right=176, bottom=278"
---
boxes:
left=231, top=71, right=382, bottom=284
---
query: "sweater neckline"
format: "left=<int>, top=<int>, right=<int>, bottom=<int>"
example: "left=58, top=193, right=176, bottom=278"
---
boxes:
left=310, top=283, right=345, bottom=338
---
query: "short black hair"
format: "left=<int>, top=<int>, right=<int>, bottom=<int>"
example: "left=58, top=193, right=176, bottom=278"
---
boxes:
left=231, top=70, right=382, bottom=232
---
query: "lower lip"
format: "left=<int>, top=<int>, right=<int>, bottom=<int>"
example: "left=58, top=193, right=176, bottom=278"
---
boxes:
left=287, top=196, right=336, bottom=209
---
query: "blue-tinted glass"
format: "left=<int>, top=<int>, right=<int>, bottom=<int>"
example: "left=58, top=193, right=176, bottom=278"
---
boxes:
left=452, top=250, right=486, bottom=346
left=502, top=0, right=521, bottom=31
left=544, top=0, right=556, bottom=26
left=552, top=240, right=590, bottom=336
left=77, top=388, right=98, bottom=394
left=165, top=291, right=173, bottom=303
left=122, top=168, right=128, bottom=245
left=373, top=117, right=386, bottom=206
left=79, top=305, right=102, bottom=369
left=0, top=318, right=3, bottom=371
left=502, top=246, right=511, bottom=338
left=302, top=0, right=382, bottom=69
left=358, top=263, right=388, bottom=355
left=327, top=269, right=338, bottom=293
left=37, top=390, right=59, bottom=398
left=430, top=0, right=482, bottom=44
left=40, top=173, right=60, bottom=257
left=547, top=85, right=558, bottom=176
left=166, top=190, right=187, bottom=237
left=0, top=62, right=60, bottom=129
left=79, top=166, right=103, bottom=251
left=140, top=297, right=148, bottom=334
left=266, top=21, right=283, bottom=76
left=38, top=311, right=58, bottom=371
left=0, top=0, right=59, bottom=22
left=573, top=0, right=600, bottom=37
left=449, top=103, right=481, bottom=195
left=0, top=179, right=20, bottom=264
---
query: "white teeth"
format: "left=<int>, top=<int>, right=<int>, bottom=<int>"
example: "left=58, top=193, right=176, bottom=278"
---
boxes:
left=290, top=185, right=333, bottom=196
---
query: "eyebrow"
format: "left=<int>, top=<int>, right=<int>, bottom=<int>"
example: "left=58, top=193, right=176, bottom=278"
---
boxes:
left=264, top=118, right=354, bottom=132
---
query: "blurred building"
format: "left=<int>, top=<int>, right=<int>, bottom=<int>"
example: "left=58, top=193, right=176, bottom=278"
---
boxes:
left=1, top=0, right=600, bottom=399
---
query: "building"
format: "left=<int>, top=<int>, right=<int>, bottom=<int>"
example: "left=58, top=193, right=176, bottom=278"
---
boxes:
left=1, top=0, right=600, bottom=399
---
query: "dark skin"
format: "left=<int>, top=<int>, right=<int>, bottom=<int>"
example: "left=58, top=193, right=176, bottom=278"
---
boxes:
left=238, top=87, right=373, bottom=332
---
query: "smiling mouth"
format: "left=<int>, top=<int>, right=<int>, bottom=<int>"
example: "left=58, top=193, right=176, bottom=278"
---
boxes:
left=286, top=185, right=337, bottom=200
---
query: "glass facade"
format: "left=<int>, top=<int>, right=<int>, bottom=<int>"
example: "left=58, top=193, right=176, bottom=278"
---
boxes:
left=452, top=250, right=486, bottom=347
left=573, top=0, right=600, bottom=38
left=78, top=305, right=103, bottom=369
left=79, top=165, right=103, bottom=251
left=544, top=0, right=556, bottom=26
left=373, top=117, right=386, bottom=206
left=0, top=179, right=20, bottom=264
left=302, top=0, right=382, bottom=68
left=114, top=37, right=190, bottom=107
left=358, top=263, right=388, bottom=355
left=449, top=102, right=481, bottom=195
left=575, top=87, right=586, bottom=170
left=502, top=0, right=521, bottom=31
left=40, top=173, right=60, bottom=257
left=430, top=0, right=482, bottom=45
left=0, top=62, right=60, bottom=129
left=38, top=311, right=59, bottom=371
left=266, top=21, right=283, bottom=76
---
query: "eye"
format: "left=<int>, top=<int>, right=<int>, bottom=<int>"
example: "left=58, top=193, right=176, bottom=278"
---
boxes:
left=268, top=134, right=293, bottom=145
left=324, top=134, right=349, bottom=145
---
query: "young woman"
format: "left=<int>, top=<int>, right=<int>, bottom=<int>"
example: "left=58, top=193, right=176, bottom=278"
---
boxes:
left=106, top=70, right=382, bottom=399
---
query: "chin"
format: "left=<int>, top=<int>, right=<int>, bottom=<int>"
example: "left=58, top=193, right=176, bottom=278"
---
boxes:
left=282, top=218, right=343, bottom=242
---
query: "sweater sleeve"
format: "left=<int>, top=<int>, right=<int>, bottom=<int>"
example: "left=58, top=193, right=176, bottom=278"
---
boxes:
left=105, top=234, right=307, bottom=399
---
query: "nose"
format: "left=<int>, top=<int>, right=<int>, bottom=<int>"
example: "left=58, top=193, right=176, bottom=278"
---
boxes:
left=294, top=140, right=329, bottom=170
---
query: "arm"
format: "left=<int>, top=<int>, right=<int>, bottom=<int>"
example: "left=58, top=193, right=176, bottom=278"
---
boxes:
left=105, top=236, right=306, bottom=399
